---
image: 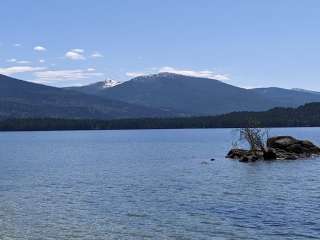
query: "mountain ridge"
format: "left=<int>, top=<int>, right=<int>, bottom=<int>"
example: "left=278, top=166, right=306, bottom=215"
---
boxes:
left=68, top=72, right=320, bottom=116
left=0, top=74, right=180, bottom=119
left=2, top=72, right=320, bottom=119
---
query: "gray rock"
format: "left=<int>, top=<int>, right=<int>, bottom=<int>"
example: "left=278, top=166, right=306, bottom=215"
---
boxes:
left=226, top=149, right=264, bottom=162
left=267, top=136, right=298, bottom=149
left=226, top=136, right=320, bottom=162
left=263, top=148, right=277, bottom=160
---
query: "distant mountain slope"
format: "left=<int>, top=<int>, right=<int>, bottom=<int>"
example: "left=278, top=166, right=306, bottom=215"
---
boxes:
left=66, top=79, right=122, bottom=95
left=71, top=73, right=320, bottom=116
left=0, top=74, right=179, bottom=119
left=70, top=73, right=280, bottom=115
left=291, top=88, right=320, bottom=94
left=249, top=87, right=320, bottom=107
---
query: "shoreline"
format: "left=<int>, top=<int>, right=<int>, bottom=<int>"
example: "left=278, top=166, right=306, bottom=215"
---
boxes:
left=1, top=102, right=320, bottom=132
left=1, top=123, right=320, bottom=133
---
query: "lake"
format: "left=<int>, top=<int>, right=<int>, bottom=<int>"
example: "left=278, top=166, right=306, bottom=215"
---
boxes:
left=0, top=128, right=319, bottom=239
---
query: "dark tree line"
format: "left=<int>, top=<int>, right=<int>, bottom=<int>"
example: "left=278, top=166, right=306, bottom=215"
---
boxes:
left=0, top=102, right=320, bottom=131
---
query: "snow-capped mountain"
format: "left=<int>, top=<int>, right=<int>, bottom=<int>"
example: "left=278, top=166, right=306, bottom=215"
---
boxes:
left=65, top=79, right=122, bottom=95
left=0, top=74, right=176, bottom=119
left=102, top=79, right=121, bottom=88
left=69, top=73, right=320, bottom=116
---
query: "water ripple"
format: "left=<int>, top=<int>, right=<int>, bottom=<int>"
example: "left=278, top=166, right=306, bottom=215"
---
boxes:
left=0, top=128, right=319, bottom=239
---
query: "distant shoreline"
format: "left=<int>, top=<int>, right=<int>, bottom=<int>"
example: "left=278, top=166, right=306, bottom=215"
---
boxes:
left=1, top=102, right=320, bottom=132
left=1, top=126, right=319, bottom=133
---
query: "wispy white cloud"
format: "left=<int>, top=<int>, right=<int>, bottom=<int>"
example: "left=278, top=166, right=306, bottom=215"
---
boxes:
left=16, top=60, right=31, bottom=64
left=65, top=49, right=85, bottom=60
left=158, top=66, right=230, bottom=81
left=13, top=43, right=21, bottom=47
left=6, top=58, right=31, bottom=64
left=0, top=66, right=46, bottom=75
left=71, top=49, right=84, bottom=53
left=39, top=59, right=46, bottom=63
left=33, top=46, right=47, bottom=51
left=34, top=69, right=103, bottom=81
left=90, top=52, right=104, bottom=58
left=7, top=58, right=17, bottom=63
left=126, top=67, right=230, bottom=81
left=126, top=72, right=146, bottom=78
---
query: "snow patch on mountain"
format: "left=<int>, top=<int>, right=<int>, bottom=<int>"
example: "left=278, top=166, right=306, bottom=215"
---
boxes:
left=102, top=79, right=121, bottom=88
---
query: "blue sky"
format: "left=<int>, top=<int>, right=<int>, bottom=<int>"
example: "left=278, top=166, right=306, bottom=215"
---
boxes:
left=1, top=0, right=320, bottom=89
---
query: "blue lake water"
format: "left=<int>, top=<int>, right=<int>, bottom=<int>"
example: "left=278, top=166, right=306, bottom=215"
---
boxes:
left=0, top=128, right=320, bottom=239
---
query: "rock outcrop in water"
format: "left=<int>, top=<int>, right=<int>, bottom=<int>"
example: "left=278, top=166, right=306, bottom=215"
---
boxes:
left=226, top=136, right=320, bottom=162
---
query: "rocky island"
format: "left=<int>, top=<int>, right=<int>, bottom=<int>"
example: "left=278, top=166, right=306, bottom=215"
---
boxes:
left=226, top=136, right=320, bottom=162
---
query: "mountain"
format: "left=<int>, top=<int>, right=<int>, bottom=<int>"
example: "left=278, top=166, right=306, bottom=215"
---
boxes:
left=66, top=79, right=122, bottom=95
left=70, top=72, right=320, bottom=116
left=0, top=74, right=178, bottom=119
left=103, top=79, right=122, bottom=88
left=4, top=73, right=320, bottom=120
left=291, top=88, right=320, bottom=94
left=249, top=87, right=320, bottom=107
